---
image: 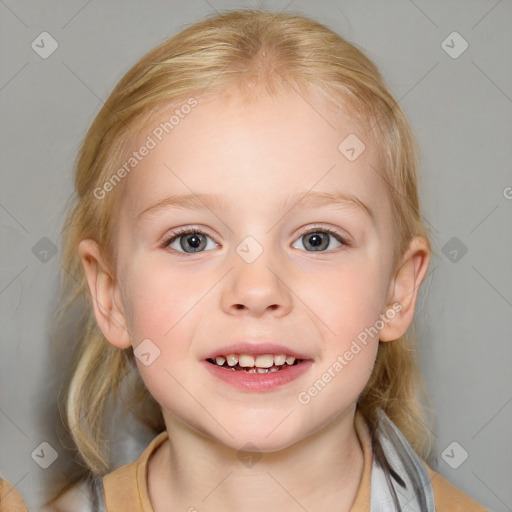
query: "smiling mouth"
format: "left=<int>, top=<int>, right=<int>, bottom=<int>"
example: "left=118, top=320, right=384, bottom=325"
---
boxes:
left=206, top=354, right=303, bottom=373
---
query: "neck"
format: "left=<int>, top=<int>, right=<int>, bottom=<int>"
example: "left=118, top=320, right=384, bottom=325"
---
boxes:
left=148, top=407, right=365, bottom=512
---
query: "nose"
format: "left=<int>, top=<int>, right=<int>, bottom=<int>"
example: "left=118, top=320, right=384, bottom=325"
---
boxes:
left=220, top=247, right=293, bottom=318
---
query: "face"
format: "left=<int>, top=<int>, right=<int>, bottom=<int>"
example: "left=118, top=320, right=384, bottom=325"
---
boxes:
left=111, top=88, right=397, bottom=451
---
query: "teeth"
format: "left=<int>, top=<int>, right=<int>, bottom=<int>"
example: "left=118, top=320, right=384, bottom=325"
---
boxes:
left=211, top=353, right=301, bottom=369
left=254, top=354, right=274, bottom=368
left=238, top=354, right=255, bottom=367
left=226, top=354, right=238, bottom=367
left=273, top=354, right=286, bottom=365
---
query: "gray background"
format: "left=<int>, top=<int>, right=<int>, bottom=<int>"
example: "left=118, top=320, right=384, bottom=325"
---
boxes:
left=1, top=0, right=511, bottom=510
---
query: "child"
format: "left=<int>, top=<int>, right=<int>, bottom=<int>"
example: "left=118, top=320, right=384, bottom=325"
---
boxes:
left=1, top=8, right=488, bottom=512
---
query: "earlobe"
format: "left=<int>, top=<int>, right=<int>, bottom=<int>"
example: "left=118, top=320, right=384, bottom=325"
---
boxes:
left=77, top=239, right=132, bottom=349
left=379, top=236, right=431, bottom=342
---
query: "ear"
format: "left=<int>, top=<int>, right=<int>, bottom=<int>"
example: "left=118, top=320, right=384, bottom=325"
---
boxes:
left=379, top=236, right=431, bottom=342
left=77, top=239, right=132, bottom=349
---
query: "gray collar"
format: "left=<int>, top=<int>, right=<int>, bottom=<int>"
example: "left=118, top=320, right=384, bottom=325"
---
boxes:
left=370, top=409, right=436, bottom=512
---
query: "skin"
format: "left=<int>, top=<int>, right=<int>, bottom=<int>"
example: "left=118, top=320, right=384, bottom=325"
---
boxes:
left=78, top=86, right=430, bottom=511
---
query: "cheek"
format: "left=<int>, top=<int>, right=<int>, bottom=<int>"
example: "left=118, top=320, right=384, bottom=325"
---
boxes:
left=298, top=330, right=379, bottom=423
left=295, top=255, right=388, bottom=340
left=121, top=258, right=204, bottom=381
left=122, top=258, right=190, bottom=340
left=124, top=269, right=202, bottom=415
left=292, top=257, right=385, bottom=406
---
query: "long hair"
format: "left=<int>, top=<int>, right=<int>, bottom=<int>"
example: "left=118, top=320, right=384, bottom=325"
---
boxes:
left=58, top=8, right=435, bottom=476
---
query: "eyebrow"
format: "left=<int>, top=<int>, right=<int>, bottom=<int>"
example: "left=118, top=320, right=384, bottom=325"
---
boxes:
left=137, top=190, right=375, bottom=223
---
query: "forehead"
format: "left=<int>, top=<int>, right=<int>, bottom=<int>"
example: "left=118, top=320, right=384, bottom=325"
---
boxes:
left=117, top=88, right=390, bottom=225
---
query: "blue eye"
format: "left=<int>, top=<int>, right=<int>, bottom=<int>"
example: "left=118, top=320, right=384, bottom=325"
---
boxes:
left=162, top=228, right=218, bottom=255
left=162, top=226, right=348, bottom=256
left=292, top=227, right=347, bottom=252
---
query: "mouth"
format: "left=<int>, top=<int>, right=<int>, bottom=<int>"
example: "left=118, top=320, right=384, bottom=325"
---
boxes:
left=206, top=353, right=304, bottom=373
left=202, top=343, right=314, bottom=391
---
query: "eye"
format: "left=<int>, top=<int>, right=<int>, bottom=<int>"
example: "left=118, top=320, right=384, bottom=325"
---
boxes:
left=292, top=226, right=348, bottom=252
left=162, top=228, right=219, bottom=255
left=161, top=225, right=348, bottom=256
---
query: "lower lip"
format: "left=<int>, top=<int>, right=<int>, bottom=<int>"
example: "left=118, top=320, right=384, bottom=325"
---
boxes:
left=201, top=360, right=313, bottom=391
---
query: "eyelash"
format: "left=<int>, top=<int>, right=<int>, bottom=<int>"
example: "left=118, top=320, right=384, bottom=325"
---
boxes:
left=160, top=225, right=350, bottom=257
left=298, top=226, right=349, bottom=248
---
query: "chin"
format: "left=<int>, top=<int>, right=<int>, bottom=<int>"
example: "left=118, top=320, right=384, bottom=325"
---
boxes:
left=217, top=422, right=305, bottom=452
left=225, top=434, right=300, bottom=455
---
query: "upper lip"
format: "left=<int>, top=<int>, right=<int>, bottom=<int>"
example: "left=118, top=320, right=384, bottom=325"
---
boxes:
left=203, top=342, right=313, bottom=361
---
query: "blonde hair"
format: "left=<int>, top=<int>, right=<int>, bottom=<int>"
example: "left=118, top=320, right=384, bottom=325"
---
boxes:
left=59, top=8, right=435, bottom=476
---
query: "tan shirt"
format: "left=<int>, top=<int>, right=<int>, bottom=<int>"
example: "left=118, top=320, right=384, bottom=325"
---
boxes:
left=0, top=416, right=489, bottom=511
left=0, top=480, right=28, bottom=512
left=103, top=415, right=488, bottom=512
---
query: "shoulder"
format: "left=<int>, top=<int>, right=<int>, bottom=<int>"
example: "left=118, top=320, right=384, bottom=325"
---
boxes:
left=103, top=431, right=168, bottom=510
left=102, top=460, right=146, bottom=511
left=1, top=476, right=96, bottom=512
left=40, top=477, right=104, bottom=512
left=0, top=479, right=28, bottom=512
left=426, top=466, right=489, bottom=511
left=103, top=460, right=139, bottom=488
